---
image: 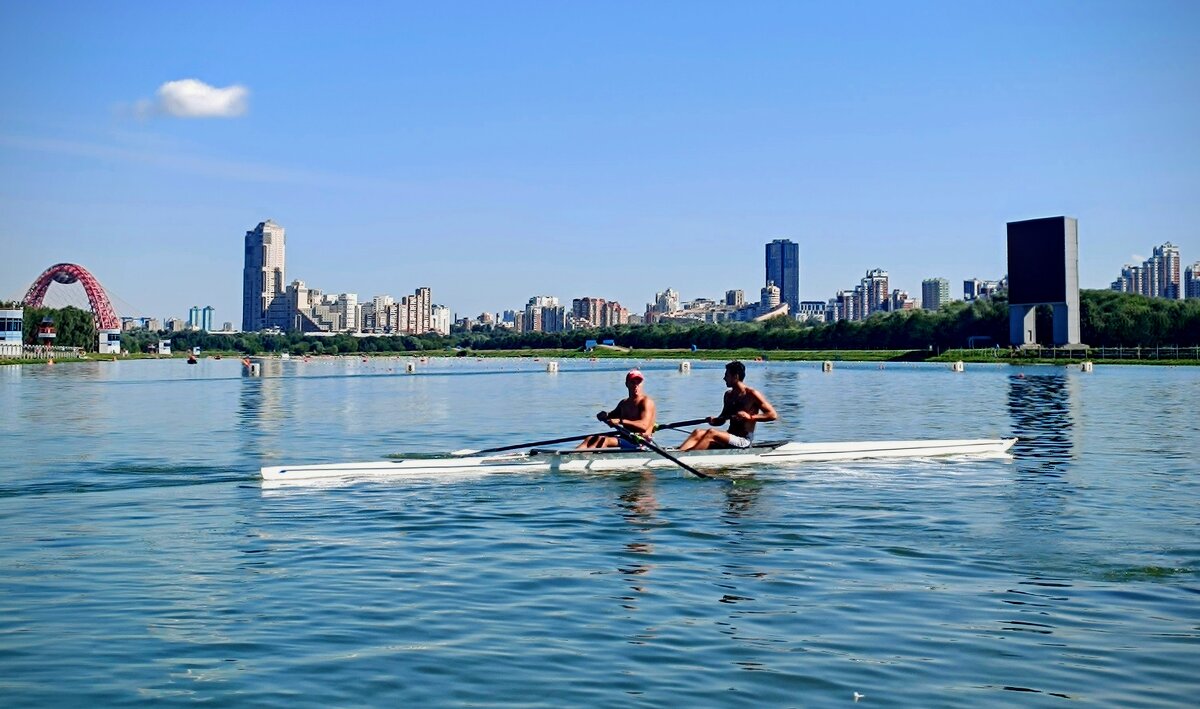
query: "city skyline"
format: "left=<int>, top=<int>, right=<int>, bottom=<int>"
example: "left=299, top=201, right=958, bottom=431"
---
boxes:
left=2, top=3, right=1198, bottom=321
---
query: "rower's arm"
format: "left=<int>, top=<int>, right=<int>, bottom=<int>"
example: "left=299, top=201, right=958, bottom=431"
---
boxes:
left=752, top=390, right=778, bottom=423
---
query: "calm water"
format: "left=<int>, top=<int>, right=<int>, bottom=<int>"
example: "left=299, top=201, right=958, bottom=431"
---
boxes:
left=1, top=357, right=1197, bottom=707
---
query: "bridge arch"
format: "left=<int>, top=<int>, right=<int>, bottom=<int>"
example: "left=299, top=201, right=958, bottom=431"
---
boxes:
left=22, top=263, right=120, bottom=331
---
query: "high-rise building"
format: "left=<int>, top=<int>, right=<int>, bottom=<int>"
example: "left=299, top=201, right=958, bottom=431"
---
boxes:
left=1185, top=262, right=1200, bottom=299
left=602, top=301, right=628, bottom=327
left=1110, top=243, right=1183, bottom=299
left=201, top=306, right=214, bottom=332
left=765, top=239, right=800, bottom=315
left=653, top=288, right=680, bottom=315
left=861, top=269, right=889, bottom=316
left=523, top=296, right=562, bottom=333
left=431, top=304, right=451, bottom=336
left=188, top=306, right=201, bottom=330
left=1149, top=243, right=1182, bottom=299
left=572, top=297, right=605, bottom=328
left=242, top=220, right=288, bottom=331
left=725, top=289, right=744, bottom=308
left=1111, top=264, right=1145, bottom=294
left=760, top=281, right=781, bottom=309
left=834, top=290, right=859, bottom=322
left=921, top=278, right=950, bottom=311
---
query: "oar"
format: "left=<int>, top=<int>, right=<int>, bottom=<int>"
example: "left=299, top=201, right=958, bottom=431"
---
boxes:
left=444, top=418, right=709, bottom=457
left=608, top=421, right=721, bottom=481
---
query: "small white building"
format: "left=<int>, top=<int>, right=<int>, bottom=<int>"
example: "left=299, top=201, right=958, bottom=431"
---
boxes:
left=98, top=329, right=121, bottom=354
left=1, top=306, right=23, bottom=357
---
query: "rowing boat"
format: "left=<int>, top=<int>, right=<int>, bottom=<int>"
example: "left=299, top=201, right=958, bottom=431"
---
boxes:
left=260, top=437, right=1016, bottom=481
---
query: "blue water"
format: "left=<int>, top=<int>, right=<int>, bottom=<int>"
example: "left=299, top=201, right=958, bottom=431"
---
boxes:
left=1, top=357, right=1197, bottom=707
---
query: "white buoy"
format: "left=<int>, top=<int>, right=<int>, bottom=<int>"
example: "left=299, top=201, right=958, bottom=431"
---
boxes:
left=405, top=362, right=416, bottom=374
left=822, top=360, right=833, bottom=372
left=678, top=361, right=691, bottom=372
left=546, top=361, right=559, bottom=373
left=951, top=360, right=965, bottom=372
left=1082, top=361, right=1094, bottom=372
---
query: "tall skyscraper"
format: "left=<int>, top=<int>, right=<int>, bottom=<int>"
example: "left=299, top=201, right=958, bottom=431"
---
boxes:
left=861, top=268, right=889, bottom=316
left=1109, top=243, right=1183, bottom=299
left=765, top=239, right=800, bottom=315
left=242, top=220, right=287, bottom=332
left=1149, top=242, right=1182, bottom=299
left=921, top=278, right=950, bottom=311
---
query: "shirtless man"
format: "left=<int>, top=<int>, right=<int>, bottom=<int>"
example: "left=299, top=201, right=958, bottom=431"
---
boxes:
left=678, top=361, right=776, bottom=451
left=577, top=369, right=657, bottom=450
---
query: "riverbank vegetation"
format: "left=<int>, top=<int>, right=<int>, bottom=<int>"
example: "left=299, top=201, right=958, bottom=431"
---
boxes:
left=5, top=291, right=1197, bottom=366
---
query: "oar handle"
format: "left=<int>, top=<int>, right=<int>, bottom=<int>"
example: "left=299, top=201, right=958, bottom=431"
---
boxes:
left=655, top=417, right=708, bottom=431
left=610, top=422, right=716, bottom=481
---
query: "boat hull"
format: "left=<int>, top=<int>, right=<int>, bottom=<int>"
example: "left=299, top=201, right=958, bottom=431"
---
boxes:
left=260, top=438, right=1015, bottom=481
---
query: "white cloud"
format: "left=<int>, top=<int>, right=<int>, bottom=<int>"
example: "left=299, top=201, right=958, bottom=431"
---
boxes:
left=141, top=79, right=249, bottom=118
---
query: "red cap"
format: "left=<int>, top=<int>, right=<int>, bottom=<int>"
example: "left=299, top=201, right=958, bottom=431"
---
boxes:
left=625, top=369, right=645, bottom=383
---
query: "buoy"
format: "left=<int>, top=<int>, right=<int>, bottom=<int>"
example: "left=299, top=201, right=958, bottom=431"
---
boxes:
left=248, top=363, right=260, bottom=376
left=1082, top=361, right=1094, bottom=372
left=822, top=360, right=833, bottom=372
left=951, top=361, right=965, bottom=372
left=546, top=361, right=559, bottom=373
left=678, top=361, right=691, bottom=372
left=405, top=362, right=416, bottom=374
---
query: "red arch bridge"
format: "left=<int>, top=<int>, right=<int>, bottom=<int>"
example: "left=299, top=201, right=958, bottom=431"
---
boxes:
left=22, top=263, right=120, bottom=331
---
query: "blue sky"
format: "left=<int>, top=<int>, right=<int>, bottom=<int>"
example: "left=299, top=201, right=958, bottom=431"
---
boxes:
left=2, top=1, right=1197, bottom=323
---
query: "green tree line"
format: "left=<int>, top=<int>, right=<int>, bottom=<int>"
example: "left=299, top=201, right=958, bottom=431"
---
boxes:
left=102, top=290, right=1199, bottom=356
left=21, top=306, right=97, bottom=350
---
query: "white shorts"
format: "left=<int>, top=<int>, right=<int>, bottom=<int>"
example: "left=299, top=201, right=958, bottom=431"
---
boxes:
left=725, top=433, right=753, bottom=449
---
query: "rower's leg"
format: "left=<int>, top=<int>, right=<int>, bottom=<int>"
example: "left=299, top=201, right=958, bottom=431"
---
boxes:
left=704, top=430, right=735, bottom=449
left=577, top=434, right=612, bottom=449
left=678, top=429, right=706, bottom=451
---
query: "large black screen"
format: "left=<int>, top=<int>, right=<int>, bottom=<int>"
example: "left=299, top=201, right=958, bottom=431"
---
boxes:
left=1008, top=217, right=1068, bottom=305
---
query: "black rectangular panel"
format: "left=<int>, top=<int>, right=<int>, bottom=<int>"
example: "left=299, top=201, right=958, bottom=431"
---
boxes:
left=1007, top=217, right=1067, bottom=304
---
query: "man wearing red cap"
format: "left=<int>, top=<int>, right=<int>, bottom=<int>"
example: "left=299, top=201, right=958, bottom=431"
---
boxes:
left=577, top=369, right=657, bottom=450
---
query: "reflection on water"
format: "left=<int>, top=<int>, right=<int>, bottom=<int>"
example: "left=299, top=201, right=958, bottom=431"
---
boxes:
left=1007, top=372, right=1077, bottom=478
left=1004, top=372, right=1080, bottom=540
left=722, top=478, right=763, bottom=523
left=617, top=473, right=658, bottom=601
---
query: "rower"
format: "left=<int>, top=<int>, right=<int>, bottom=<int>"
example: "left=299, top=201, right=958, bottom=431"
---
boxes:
left=678, top=360, right=777, bottom=451
left=577, top=369, right=657, bottom=450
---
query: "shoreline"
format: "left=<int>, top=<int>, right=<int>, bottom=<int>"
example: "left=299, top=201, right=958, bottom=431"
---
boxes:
left=5, top=348, right=1197, bottom=367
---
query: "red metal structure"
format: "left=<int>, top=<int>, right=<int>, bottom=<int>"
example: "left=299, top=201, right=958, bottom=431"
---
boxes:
left=22, top=263, right=120, bottom=331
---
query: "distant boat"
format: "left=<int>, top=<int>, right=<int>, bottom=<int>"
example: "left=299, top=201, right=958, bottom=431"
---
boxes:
left=187, top=356, right=197, bottom=364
